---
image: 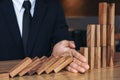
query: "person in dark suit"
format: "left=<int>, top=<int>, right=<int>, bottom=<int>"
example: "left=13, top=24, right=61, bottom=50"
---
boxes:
left=0, top=0, right=89, bottom=73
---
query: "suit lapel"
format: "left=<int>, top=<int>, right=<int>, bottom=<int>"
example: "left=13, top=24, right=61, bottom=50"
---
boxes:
left=1, top=0, right=23, bottom=51
left=27, top=0, right=48, bottom=56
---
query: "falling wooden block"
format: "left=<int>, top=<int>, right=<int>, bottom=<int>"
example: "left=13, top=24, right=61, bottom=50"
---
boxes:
left=37, top=56, right=58, bottom=75
left=101, top=47, right=107, bottom=68
left=98, top=2, right=108, bottom=25
left=28, top=56, right=48, bottom=75
left=80, top=47, right=88, bottom=63
left=88, top=47, right=95, bottom=70
left=45, top=56, right=66, bottom=74
left=9, top=57, right=32, bottom=78
left=18, top=57, right=40, bottom=76
left=107, top=3, right=115, bottom=25
left=54, top=56, right=73, bottom=73
left=0, top=73, right=9, bottom=79
left=108, top=46, right=114, bottom=67
left=107, top=24, right=115, bottom=46
left=94, top=47, right=101, bottom=69
left=87, top=24, right=95, bottom=47
left=95, top=24, right=101, bottom=47
left=101, top=24, right=107, bottom=46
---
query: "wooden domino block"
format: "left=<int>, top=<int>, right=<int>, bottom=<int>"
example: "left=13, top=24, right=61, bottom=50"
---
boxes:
left=80, top=47, right=88, bottom=63
left=100, top=24, right=107, bottom=46
left=18, top=57, right=40, bottom=76
left=108, top=46, right=114, bottom=67
left=95, top=24, right=101, bottom=47
left=54, top=56, right=73, bottom=73
left=9, top=57, right=32, bottom=78
left=28, top=56, right=48, bottom=75
left=37, top=56, right=58, bottom=75
left=87, top=24, right=95, bottom=47
left=94, top=47, right=101, bottom=69
left=98, top=2, right=108, bottom=25
left=0, top=73, right=9, bottom=79
left=107, top=3, right=115, bottom=25
left=107, top=24, right=115, bottom=46
left=45, top=56, right=66, bottom=74
left=88, top=47, right=95, bottom=70
left=101, top=46, right=107, bottom=68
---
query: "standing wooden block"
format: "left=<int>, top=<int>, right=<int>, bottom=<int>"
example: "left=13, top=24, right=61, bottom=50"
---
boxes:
left=108, top=46, right=114, bottom=67
left=28, top=56, right=48, bottom=75
left=101, top=24, right=107, bottom=46
left=98, top=2, right=108, bottom=25
left=0, top=73, right=9, bottom=79
left=94, top=47, right=101, bottom=69
left=87, top=24, right=95, bottom=47
left=80, top=47, right=88, bottom=63
left=95, top=24, right=101, bottom=47
left=107, top=3, right=115, bottom=25
left=54, top=56, right=73, bottom=73
left=101, top=46, right=107, bottom=68
left=88, top=47, right=95, bottom=70
left=37, top=56, right=58, bottom=75
left=45, top=56, right=66, bottom=74
left=9, top=57, right=32, bottom=78
left=18, top=57, right=40, bottom=76
left=107, top=24, right=115, bottom=46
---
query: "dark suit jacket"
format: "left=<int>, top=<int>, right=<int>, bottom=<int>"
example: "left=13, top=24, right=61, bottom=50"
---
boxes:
left=0, top=0, right=71, bottom=60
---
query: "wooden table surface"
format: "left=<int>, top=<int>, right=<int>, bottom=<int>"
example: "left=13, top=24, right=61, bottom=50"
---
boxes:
left=0, top=53, right=120, bottom=80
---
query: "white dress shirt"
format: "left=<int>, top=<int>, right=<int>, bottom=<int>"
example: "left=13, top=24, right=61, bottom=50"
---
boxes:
left=12, top=0, right=36, bottom=36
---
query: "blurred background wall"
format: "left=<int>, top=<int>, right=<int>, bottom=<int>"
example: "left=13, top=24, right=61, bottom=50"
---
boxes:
left=61, top=0, right=120, bottom=31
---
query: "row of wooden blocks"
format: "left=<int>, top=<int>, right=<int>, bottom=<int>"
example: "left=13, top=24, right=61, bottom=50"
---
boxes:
left=86, top=24, right=114, bottom=67
left=80, top=46, right=114, bottom=70
left=84, top=2, right=115, bottom=70
left=0, top=56, right=73, bottom=78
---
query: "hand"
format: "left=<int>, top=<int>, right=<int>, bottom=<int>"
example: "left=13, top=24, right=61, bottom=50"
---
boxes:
left=52, top=40, right=89, bottom=73
left=66, top=49, right=89, bottom=73
left=52, top=40, right=75, bottom=57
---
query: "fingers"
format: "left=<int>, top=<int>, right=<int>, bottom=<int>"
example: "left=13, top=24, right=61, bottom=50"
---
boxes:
left=69, top=41, right=76, bottom=49
left=68, top=62, right=85, bottom=73
left=71, top=49, right=87, bottom=63
left=67, top=58, right=89, bottom=73
left=66, top=66, right=78, bottom=73
left=73, top=58, right=89, bottom=70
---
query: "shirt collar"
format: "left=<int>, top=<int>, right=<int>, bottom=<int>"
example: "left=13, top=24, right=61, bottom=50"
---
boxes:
left=12, top=0, right=35, bottom=12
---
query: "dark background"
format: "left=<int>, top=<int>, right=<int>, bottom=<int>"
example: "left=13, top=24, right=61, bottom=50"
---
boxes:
left=61, top=0, right=120, bottom=16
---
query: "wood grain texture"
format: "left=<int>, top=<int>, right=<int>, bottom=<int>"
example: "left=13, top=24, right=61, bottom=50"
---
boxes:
left=45, top=57, right=66, bottom=74
left=0, top=73, right=9, bottom=79
left=28, top=56, right=48, bottom=75
left=80, top=47, right=88, bottom=63
left=107, top=3, right=115, bottom=25
left=94, top=47, right=101, bottom=69
left=99, top=2, right=108, bottom=25
left=88, top=47, right=95, bottom=70
left=37, top=56, right=58, bottom=75
left=95, top=24, right=101, bottom=47
left=18, top=57, right=40, bottom=76
left=108, top=46, right=114, bottom=67
left=101, top=46, right=107, bottom=68
left=87, top=24, right=95, bottom=47
left=100, top=24, right=107, bottom=46
left=54, top=56, right=73, bottom=73
left=9, top=57, right=32, bottom=78
left=107, top=24, right=115, bottom=46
